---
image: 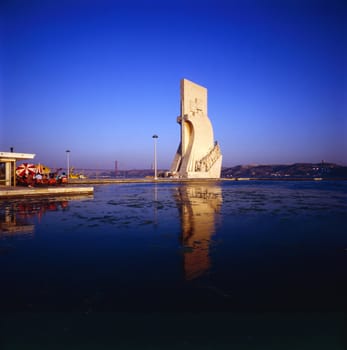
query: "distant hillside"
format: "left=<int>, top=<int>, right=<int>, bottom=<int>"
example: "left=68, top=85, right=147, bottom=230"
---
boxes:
left=221, top=163, right=347, bottom=179
left=73, top=163, right=347, bottom=179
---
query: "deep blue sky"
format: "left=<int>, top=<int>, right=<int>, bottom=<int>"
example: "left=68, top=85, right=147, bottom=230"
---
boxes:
left=1, top=0, right=346, bottom=169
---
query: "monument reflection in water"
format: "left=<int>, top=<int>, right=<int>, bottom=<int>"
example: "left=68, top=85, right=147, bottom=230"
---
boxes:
left=174, top=184, right=222, bottom=280
left=1, top=186, right=222, bottom=282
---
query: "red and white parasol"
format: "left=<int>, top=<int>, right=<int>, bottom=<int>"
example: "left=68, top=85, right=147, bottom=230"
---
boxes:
left=16, top=163, right=37, bottom=177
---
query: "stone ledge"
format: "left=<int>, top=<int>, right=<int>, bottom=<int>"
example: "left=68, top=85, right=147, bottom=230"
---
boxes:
left=0, top=186, right=94, bottom=199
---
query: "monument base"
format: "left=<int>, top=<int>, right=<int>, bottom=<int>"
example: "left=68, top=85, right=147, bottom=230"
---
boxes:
left=173, top=156, right=223, bottom=179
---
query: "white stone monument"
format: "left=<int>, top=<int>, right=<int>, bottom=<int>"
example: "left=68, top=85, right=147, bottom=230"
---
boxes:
left=170, top=79, right=222, bottom=178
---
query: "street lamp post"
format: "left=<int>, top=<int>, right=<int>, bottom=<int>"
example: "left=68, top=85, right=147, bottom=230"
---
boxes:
left=152, top=135, right=158, bottom=180
left=66, top=150, right=70, bottom=181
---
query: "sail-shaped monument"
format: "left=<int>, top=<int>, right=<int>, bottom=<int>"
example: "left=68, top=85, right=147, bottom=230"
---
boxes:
left=170, top=79, right=222, bottom=178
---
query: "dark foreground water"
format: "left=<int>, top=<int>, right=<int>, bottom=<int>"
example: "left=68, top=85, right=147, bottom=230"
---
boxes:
left=0, top=181, right=346, bottom=348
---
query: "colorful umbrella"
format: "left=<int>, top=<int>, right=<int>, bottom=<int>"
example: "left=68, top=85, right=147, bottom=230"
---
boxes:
left=16, top=163, right=36, bottom=177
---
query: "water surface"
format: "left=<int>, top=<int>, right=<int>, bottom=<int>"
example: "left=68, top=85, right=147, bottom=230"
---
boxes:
left=1, top=181, right=346, bottom=313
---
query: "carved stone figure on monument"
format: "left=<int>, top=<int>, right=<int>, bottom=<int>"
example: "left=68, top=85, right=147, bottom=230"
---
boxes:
left=170, top=79, right=222, bottom=179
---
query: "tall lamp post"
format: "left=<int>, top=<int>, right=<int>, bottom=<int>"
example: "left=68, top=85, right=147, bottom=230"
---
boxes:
left=66, top=150, right=70, bottom=181
left=152, top=135, right=158, bottom=180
